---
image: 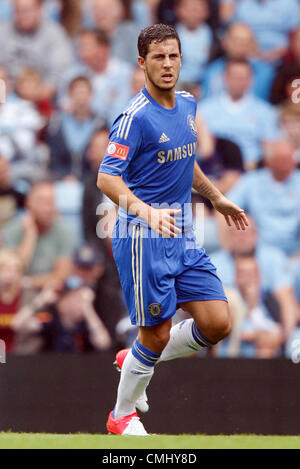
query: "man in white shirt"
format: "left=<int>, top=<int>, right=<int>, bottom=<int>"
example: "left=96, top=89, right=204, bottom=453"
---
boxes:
left=199, top=59, right=279, bottom=170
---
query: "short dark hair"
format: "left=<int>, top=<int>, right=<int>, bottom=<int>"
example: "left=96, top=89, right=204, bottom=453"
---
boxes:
left=138, top=24, right=181, bottom=59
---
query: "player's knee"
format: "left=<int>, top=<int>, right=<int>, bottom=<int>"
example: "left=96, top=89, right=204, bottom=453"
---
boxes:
left=151, top=328, right=170, bottom=353
left=204, top=310, right=231, bottom=344
left=138, top=322, right=171, bottom=354
left=213, top=315, right=232, bottom=343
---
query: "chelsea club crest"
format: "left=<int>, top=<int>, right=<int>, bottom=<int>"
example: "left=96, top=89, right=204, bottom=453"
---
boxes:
left=148, top=303, right=163, bottom=317
left=187, top=114, right=197, bottom=137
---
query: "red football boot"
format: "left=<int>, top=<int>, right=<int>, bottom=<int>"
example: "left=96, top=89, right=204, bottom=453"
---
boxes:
left=106, top=410, right=148, bottom=436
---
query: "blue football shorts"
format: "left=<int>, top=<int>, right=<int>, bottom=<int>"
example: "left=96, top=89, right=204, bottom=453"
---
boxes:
left=112, top=219, right=227, bottom=327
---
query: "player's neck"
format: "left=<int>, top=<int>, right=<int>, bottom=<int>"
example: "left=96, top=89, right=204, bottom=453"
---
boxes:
left=145, top=82, right=176, bottom=109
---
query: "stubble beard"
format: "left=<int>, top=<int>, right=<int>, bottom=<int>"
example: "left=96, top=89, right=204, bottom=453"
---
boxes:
left=145, top=66, right=179, bottom=93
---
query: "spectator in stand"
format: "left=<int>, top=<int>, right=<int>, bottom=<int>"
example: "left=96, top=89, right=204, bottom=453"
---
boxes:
left=174, top=0, right=213, bottom=84
left=270, top=65, right=300, bottom=107
left=83, top=127, right=117, bottom=256
left=286, top=26, right=300, bottom=67
left=0, top=65, right=14, bottom=103
left=0, top=0, right=74, bottom=101
left=233, top=0, right=300, bottom=64
left=0, top=181, right=76, bottom=290
left=93, top=0, right=140, bottom=65
left=227, top=140, right=300, bottom=257
left=270, top=28, right=300, bottom=105
left=131, top=0, right=158, bottom=29
left=47, top=0, right=83, bottom=38
left=72, top=244, right=105, bottom=288
left=279, top=103, right=300, bottom=163
left=227, top=255, right=283, bottom=358
left=0, top=249, right=26, bottom=353
left=197, top=137, right=244, bottom=196
left=15, top=68, right=53, bottom=120
left=82, top=131, right=125, bottom=346
left=0, top=156, right=25, bottom=228
left=130, top=65, right=146, bottom=96
left=0, top=0, right=83, bottom=33
left=40, top=276, right=112, bottom=352
left=211, top=214, right=298, bottom=341
left=59, top=29, right=132, bottom=125
left=11, top=68, right=52, bottom=182
left=156, top=0, right=177, bottom=25
left=199, top=59, right=279, bottom=170
left=0, top=249, right=41, bottom=354
left=82, top=127, right=111, bottom=251
left=11, top=275, right=112, bottom=353
left=0, top=248, right=50, bottom=354
left=47, top=76, right=105, bottom=180
left=202, top=22, right=275, bottom=101
left=72, top=244, right=123, bottom=348
left=0, top=74, right=44, bottom=182
left=218, top=0, right=236, bottom=25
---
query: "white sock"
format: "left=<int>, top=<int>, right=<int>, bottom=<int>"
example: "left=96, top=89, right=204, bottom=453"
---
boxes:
left=159, top=318, right=214, bottom=362
left=114, top=341, right=159, bottom=418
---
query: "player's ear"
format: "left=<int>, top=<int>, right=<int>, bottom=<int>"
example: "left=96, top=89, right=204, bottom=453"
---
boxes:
left=138, top=56, right=146, bottom=70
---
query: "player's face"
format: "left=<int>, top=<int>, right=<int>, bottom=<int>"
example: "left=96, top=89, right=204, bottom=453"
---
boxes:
left=140, top=39, right=182, bottom=92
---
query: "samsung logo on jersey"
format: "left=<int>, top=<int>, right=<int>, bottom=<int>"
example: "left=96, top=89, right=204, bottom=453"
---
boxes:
left=157, top=142, right=196, bottom=163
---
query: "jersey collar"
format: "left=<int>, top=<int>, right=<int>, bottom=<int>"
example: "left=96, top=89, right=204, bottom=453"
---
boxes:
left=142, top=86, right=178, bottom=114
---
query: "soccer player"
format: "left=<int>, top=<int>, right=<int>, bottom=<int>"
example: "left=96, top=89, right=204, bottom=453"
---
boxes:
left=97, top=24, right=248, bottom=436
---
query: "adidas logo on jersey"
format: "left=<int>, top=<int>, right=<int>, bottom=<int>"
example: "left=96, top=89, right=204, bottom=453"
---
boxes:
left=158, top=133, right=170, bottom=143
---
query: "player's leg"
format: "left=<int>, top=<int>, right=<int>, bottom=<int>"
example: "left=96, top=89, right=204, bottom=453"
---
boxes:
left=108, top=227, right=179, bottom=433
left=116, top=301, right=230, bottom=366
left=113, top=319, right=172, bottom=418
left=182, top=299, right=231, bottom=343
left=159, top=247, right=231, bottom=362
left=158, top=301, right=230, bottom=362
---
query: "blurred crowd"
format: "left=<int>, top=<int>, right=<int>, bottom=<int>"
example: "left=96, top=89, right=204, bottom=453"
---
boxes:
left=0, top=0, right=300, bottom=358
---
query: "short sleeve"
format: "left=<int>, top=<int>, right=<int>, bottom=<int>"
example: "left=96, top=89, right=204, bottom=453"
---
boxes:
left=99, top=113, right=143, bottom=177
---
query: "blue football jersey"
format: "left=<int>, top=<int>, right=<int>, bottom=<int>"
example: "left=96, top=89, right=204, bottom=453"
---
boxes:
left=99, top=86, right=197, bottom=229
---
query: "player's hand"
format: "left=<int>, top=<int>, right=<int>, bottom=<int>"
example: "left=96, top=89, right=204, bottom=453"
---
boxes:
left=148, top=208, right=182, bottom=238
left=211, top=195, right=248, bottom=231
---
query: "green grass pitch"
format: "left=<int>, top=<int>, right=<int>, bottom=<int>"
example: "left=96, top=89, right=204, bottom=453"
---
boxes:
left=0, top=433, right=300, bottom=449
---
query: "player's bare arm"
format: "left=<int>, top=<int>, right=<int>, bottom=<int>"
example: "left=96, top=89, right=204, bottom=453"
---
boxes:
left=97, top=172, right=181, bottom=237
left=193, top=161, right=248, bottom=231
